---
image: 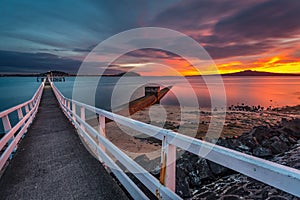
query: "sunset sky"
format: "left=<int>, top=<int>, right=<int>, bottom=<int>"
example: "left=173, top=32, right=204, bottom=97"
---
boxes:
left=1, top=0, right=300, bottom=75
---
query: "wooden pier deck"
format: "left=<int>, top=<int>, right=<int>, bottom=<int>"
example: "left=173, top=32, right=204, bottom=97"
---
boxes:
left=0, top=85, right=128, bottom=200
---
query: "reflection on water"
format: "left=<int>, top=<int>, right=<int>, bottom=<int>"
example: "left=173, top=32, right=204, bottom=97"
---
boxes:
left=163, top=76, right=300, bottom=108
left=1, top=76, right=298, bottom=133
left=55, top=76, right=300, bottom=109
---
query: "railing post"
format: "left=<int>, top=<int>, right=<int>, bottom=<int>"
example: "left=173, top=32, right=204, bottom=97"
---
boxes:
left=98, top=115, right=106, bottom=152
left=67, top=100, right=71, bottom=116
left=29, top=102, right=33, bottom=109
left=17, top=108, right=23, bottom=120
left=1, top=115, right=16, bottom=158
left=25, top=105, right=29, bottom=113
left=160, top=136, right=176, bottom=192
left=72, top=102, right=76, bottom=122
left=2, top=115, right=12, bottom=133
left=17, top=108, right=25, bottom=138
left=80, top=106, right=86, bottom=132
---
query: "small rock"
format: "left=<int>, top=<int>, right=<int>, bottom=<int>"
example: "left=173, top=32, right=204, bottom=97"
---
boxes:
left=176, top=165, right=187, bottom=179
left=270, top=141, right=289, bottom=154
left=193, top=191, right=218, bottom=199
left=242, top=136, right=258, bottom=149
left=251, top=126, right=269, bottom=143
left=189, top=171, right=201, bottom=187
left=207, top=161, right=229, bottom=176
left=261, top=139, right=272, bottom=148
left=253, top=147, right=273, bottom=158
left=221, top=195, right=243, bottom=200
left=266, top=196, right=290, bottom=200
left=237, top=144, right=251, bottom=151
left=194, top=159, right=213, bottom=180
left=287, top=136, right=297, bottom=144
left=279, top=134, right=289, bottom=144
left=270, top=136, right=281, bottom=143
left=176, top=178, right=191, bottom=197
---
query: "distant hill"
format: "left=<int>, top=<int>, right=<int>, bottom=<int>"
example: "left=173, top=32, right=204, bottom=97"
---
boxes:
left=39, top=71, right=72, bottom=76
left=0, top=70, right=140, bottom=77
left=0, top=70, right=73, bottom=77
left=221, top=70, right=300, bottom=76
left=102, top=71, right=141, bottom=77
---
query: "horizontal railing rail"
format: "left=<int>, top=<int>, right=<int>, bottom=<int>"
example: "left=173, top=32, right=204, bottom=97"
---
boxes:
left=0, top=81, right=45, bottom=171
left=50, top=80, right=300, bottom=199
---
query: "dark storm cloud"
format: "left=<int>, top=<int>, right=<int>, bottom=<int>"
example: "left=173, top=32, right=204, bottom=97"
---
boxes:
left=0, top=50, right=81, bottom=73
left=152, top=0, right=264, bottom=31
left=153, top=0, right=300, bottom=59
left=127, top=49, right=181, bottom=60
left=205, top=42, right=274, bottom=59
left=213, top=0, right=300, bottom=43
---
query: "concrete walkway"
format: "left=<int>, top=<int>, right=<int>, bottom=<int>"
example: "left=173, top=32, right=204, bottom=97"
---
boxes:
left=0, top=86, right=128, bottom=200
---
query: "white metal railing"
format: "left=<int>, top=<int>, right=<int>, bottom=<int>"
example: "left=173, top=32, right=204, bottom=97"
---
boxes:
left=0, top=81, right=44, bottom=171
left=50, top=81, right=300, bottom=199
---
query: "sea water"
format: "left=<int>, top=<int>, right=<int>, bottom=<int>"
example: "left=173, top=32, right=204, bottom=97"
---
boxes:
left=1, top=76, right=300, bottom=133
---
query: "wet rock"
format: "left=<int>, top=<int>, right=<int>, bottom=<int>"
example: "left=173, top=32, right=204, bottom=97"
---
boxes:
left=281, top=118, right=300, bottom=139
left=189, top=171, right=201, bottom=187
left=237, top=144, right=251, bottom=152
left=261, top=139, right=272, bottom=148
left=221, top=195, right=243, bottom=200
left=287, top=136, right=297, bottom=144
left=279, top=134, right=290, bottom=144
left=207, top=161, right=229, bottom=176
left=266, top=196, right=290, bottom=200
left=253, top=147, right=273, bottom=158
left=270, top=141, right=289, bottom=154
left=176, top=178, right=191, bottom=198
left=227, top=138, right=242, bottom=149
left=217, top=138, right=237, bottom=149
left=194, top=159, right=213, bottom=180
left=176, top=165, right=187, bottom=179
left=251, top=126, right=270, bottom=143
left=193, top=191, right=218, bottom=199
left=180, top=118, right=300, bottom=199
left=238, top=134, right=258, bottom=150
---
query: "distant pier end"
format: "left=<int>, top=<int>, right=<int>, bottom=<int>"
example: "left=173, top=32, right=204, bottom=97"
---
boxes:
left=37, top=70, right=67, bottom=82
left=145, top=85, right=160, bottom=104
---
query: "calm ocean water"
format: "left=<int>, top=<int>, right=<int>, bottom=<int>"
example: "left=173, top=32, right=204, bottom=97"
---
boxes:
left=1, top=76, right=299, bottom=133
left=54, top=76, right=300, bottom=109
left=1, top=76, right=299, bottom=112
left=0, top=77, right=40, bottom=111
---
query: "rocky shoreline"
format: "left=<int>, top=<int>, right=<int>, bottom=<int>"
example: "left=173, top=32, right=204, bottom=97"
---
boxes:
left=132, top=117, right=300, bottom=199
left=174, top=118, right=300, bottom=199
left=103, top=104, right=300, bottom=199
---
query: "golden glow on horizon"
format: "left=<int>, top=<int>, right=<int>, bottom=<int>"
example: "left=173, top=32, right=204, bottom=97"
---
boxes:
left=216, top=56, right=300, bottom=75
left=114, top=54, right=300, bottom=76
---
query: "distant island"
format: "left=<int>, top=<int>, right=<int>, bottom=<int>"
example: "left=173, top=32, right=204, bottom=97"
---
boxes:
left=0, top=70, right=141, bottom=77
left=220, top=70, right=300, bottom=76
left=185, top=70, right=300, bottom=77
left=0, top=70, right=299, bottom=77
